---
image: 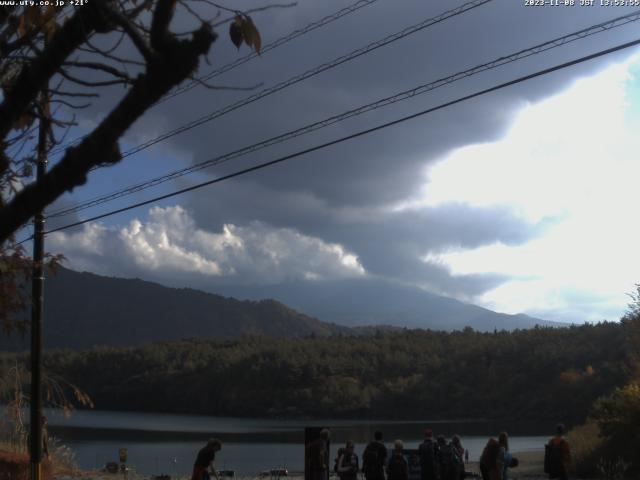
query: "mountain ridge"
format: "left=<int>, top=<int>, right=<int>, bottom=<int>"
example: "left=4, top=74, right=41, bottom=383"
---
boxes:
left=0, top=267, right=349, bottom=351
left=211, top=277, right=559, bottom=331
left=0, top=267, right=558, bottom=351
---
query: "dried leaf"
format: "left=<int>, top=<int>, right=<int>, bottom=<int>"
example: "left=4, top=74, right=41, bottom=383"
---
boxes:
left=43, top=17, right=58, bottom=41
left=229, top=16, right=243, bottom=49
left=240, top=16, right=253, bottom=49
left=241, top=15, right=261, bottom=54
left=249, top=17, right=261, bottom=54
left=25, top=6, right=40, bottom=29
left=17, top=14, right=26, bottom=38
left=15, top=113, right=33, bottom=131
left=40, top=4, right=56, bottom=25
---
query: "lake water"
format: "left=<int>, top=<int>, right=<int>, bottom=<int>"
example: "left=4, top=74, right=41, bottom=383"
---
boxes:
left=44, top=410, right=552, bottom=476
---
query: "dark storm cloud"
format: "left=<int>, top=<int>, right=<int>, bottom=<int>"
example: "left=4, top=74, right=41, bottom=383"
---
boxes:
left=52, top=0, right=640, bottom=301
left=150, top=0, right=640, bottom=207
left=184, top=174, right=553, bottom=298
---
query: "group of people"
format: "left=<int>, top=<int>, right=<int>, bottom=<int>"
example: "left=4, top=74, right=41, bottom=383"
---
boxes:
left=478, top=431, right=517, bottom=480
left=331, top=429, right=468, bottom=480
left=478, top=424, right=570, bottom=480
left=190, top=423, right=571, bottom=480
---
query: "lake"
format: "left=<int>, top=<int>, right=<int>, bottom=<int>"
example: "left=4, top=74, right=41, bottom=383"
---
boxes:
left=44, top=409, right=553, bottom=475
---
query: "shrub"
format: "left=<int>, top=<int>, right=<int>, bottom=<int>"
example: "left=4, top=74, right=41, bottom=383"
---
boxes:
left=0, top=450, right=53, bottom=480
left=566, top=421, right=603, bottom=478
left=47, top=436, right=79, bottom=476
left=596, top=457, right=630, bottom=480
left=591, top=383, right=640, bottom=475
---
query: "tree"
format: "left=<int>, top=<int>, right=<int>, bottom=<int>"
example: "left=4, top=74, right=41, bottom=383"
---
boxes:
left=591, top=383, right=640, bottom=475
left=0, top=0, right=268, bottom=328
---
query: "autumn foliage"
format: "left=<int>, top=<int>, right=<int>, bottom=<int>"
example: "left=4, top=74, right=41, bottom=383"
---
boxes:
left=0, top=450, right=52, bottom=480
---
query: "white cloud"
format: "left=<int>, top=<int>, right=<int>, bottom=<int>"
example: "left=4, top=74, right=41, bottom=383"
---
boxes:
left=49, top=205, right=366, bottom=284
left=420, top=55, right=640, bottom=322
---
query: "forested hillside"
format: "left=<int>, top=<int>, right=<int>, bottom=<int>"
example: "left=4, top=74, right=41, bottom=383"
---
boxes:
left=0, top=267, right=556, bottom=352
left=3, top=321, right=634, bottom=423
left=0, top=267, right=349, bottom=351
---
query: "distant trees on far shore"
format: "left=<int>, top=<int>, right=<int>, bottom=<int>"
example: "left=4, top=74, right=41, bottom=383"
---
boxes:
left=568, top=287, right=640, bottom=478
left=1, top=319, right=636, bottom=425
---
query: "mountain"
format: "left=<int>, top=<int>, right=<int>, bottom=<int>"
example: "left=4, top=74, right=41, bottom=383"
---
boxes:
left=1, top=267, right=558, bottom=351
left=0, top=267, right=349, bottom=351
left=210, top=278, right=558, bottom=331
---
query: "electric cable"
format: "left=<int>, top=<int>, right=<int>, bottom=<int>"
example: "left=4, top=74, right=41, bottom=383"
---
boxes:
left=39, top=35, right=640, bottom=238
left=49, top=0, right=493, bottom=161
left=163, top=0, right=383, bottom=102
left=49, top=0, right=382, bottom=156
left=45, top=9, right=640, bottom=219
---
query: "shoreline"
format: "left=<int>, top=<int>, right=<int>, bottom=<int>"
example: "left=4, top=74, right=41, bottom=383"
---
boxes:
left=58, top=450, right=550, bottom=480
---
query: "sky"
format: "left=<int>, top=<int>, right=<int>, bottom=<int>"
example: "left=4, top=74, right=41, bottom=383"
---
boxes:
left=28, top=0, right=640, bottom=324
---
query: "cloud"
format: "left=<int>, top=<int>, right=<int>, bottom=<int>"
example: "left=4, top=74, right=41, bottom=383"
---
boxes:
left=48, top=206, right=365, bottom=285
left=184, top=180, right=543, bottom=299
left=422, top=56, right=640, bottom=322
left=47, top=2, right=640, bottom=324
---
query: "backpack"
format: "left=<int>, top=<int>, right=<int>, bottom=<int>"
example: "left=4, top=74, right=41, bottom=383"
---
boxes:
left=544, top=441, right=565, bottom=478
left=387, top=453, right=407, bottom=479
left=479, top=438, right=500, bottom=470
left=363, top=443, right=381, bottom=473
left=419, top=440, right=436, bottom=469
left=437, top=443, right=455, bottom=477
left=450, top=445, right=463, bottom=467
left=340, top=453, right=359, bottom=477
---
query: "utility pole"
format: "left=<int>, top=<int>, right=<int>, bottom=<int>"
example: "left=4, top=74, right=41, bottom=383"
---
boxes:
left=30, top=89, right=49, bottom=480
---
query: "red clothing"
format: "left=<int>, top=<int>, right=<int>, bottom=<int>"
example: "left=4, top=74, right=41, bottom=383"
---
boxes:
left=191, top=465, right=209, bottom=480
left=547, top=435, right=570, bottom=480
left=548, top=436, right=571, bottom=463
left=192, top=446, right=216, bottom=480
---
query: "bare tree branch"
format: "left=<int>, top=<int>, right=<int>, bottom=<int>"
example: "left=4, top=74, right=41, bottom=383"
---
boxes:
left=46, top=89, right=99, bottom=98
left=77, top=43, right=145, bottom=67
left=85, top=28, right=126, bottom=56
left=150, top=0, right=177, bottom=51
left=62, top=61, right=134, bottom=82
left=0, top=15, right=217, bottom=242
left=98, top=4, right=154, bottom=62
left=50, top=99, right=91, bottom=110
left=124, top=0, right=155, bottom=20
left=58, top=68, right=130, bottom=87
left=0, top=2, right=109, bottom=153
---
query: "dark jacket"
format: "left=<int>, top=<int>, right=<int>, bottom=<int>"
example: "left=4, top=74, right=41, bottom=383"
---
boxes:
left=387, top=452, right=408, bottom=480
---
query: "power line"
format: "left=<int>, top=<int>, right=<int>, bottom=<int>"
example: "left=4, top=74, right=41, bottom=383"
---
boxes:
left=121, top=0, right=491, bottom=157
left=49, top=0, right=493, bottom=162
left=49, top=0, right=382, bottom=156
left=40, top=36, right=640, bottom=238
left=46, top=10, right=640, bottom=219
left=163, top=0, right=382, bottom=102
